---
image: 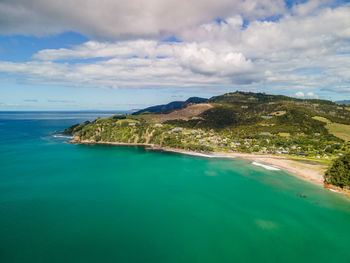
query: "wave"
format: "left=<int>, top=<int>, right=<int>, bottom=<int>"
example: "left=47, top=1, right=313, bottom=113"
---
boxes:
left=179, top=152, right=216, bottom=158
left=52, top=134, right=74, bottom=139
left=252, top=162, right=280, bottom=171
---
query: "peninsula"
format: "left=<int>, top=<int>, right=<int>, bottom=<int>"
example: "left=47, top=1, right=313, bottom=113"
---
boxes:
left=63, top=91, right=350, bottom=190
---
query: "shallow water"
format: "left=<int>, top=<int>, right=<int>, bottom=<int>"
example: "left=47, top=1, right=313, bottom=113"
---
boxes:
left=1, top=112, right=350, bottom=263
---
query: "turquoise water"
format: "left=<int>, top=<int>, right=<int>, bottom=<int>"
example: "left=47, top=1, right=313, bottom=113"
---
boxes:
left=1, top=112, right=350, bottom=263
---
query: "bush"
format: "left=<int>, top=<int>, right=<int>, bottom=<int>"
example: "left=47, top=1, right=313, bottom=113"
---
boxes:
left=324, top=154, right=350, bottom=188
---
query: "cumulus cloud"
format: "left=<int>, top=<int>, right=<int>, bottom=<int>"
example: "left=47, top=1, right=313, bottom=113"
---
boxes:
left=0, top=1, right=350, bottom=96
left=306, top=92, right=319, bottom=98
left=0, top=0, right=286, bottom=39
left=295, top=91, right=319, bottom=98
left=295, top=91, right=305, bottom=97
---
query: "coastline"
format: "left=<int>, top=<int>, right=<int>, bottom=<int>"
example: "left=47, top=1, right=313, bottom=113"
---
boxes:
left=154, top=147, right=327, bottom=185
left=69, top=139, right=347, bottom=193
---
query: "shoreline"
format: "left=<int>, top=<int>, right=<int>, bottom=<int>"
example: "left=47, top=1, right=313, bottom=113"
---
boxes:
left=70, top=139, right=348, bottom=194
left=153, top=147, right=327, bottom=184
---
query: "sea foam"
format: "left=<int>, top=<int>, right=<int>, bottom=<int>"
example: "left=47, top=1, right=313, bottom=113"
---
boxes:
left=252, top=161, right=280, bottom=171
left=177, top=152, right=235, bottom=159
left=52, top=134, right=74, bottom=139
left=179, top=152, right=216, bottom=158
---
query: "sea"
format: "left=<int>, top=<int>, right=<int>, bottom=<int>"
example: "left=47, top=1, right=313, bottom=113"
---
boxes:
left=1, top=111, right=350, bottom=263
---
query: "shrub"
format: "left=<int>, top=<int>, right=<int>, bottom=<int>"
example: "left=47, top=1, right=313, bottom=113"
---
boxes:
left=324, top=154, right=350, bottom=188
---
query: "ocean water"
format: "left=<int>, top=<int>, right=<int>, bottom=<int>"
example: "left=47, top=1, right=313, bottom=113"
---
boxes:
left=1, top=112, right=350, bottom=263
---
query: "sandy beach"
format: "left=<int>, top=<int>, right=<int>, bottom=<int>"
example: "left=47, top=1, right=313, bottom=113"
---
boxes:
left=153, top=147, right=328, bottom=185
left=228, top=153, right=328, bottom=185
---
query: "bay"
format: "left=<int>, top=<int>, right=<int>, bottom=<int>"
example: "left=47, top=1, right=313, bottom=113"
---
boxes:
left=1, top=112, right=350, bottom=263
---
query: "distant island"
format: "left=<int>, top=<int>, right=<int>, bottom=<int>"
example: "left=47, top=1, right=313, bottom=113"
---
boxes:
left=63, top=91, right=350, bottom=192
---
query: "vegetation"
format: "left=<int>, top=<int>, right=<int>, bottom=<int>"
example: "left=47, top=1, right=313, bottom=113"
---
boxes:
left=133, top=97, right=208, bottom=114
left=313, top=116, right=350, bottom=141
left=324, top=154, right=350, bottom=189
left=64, top=91, right=350, bottom=187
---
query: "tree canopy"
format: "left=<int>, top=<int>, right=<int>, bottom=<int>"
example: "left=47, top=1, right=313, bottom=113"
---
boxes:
left=324, top=154, right=350, bottom=188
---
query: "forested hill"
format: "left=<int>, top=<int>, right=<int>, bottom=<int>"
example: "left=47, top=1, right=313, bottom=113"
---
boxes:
left=133, top=97, right=208, bottom=115
left=336, top=100, right=350, bottom=105
left=64, top=91, right=350, bottom=167
left=209, top=91, right=336, bottom=105
left=62, top=91, right=350, bottom=189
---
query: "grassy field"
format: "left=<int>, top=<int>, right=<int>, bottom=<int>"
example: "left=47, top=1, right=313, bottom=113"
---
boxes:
left=271, top=111, right=286, bottom=116
left=312, top=116, right=331, bottom=124
left=288, top=155, right=334, bottom=165
left=326, top=123, right=350, bottom=141
left=116, top=118, right=140, bottom=124
left=278, top=132, right=290, bottom=137
left=313, top=116, right=350, bottom=141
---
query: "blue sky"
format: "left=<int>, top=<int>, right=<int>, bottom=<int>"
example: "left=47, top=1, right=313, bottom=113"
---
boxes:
left=1, top=0, right=350, bottom=110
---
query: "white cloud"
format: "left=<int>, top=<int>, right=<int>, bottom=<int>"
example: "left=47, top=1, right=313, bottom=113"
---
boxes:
left=295, top=91, right=319, bottom=98
left=0, top=0, right=286, bottom=39
left=296, top=91, right=305, bottom=97
left=1, top=1, right=350, bottom=96
left=306, top=92, right=319, bottom=98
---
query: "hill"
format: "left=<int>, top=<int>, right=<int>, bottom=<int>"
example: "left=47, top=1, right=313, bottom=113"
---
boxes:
left=63, top=91, right=350, bottom=185
left=133, top=97, right=208, bottom=115
left=336, top=100, right=350, bottom=105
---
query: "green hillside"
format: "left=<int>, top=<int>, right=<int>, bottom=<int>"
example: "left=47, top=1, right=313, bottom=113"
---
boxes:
left=64, top=91, right=350, bottom=164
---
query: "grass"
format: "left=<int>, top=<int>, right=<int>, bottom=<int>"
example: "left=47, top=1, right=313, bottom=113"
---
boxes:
left=312, top=116, right=350, bottom=141
left=271, top=111, right=286, bottom=116
left=117, top=118, right=140, bottom=124
left=288, top=155, right=333, bottom=165
left=278, top=132, right=290, bottom=137
left=312, top=116, right=331, bottom=124
left=326, top=123, right=350, bottom=142
left=129, top=114, right=159, bottom=122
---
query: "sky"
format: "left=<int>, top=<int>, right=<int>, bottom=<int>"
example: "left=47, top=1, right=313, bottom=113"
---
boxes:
left=0, top=0, right=350, bottom=110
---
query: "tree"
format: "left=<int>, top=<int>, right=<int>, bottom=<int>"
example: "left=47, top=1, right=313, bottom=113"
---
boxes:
left=324, top=154, right=350, bottom=188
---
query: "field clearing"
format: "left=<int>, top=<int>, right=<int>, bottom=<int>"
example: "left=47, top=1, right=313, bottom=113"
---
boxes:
left=312, top=116, right=331, bottom=124
left=313, top=116, right=350, bottom=141
left=117, top=119, right=140, bottom=124
left=326, top=123, right=350, bottom=141
left=129, top=104, right=212, bottom=123
left=278, top=132, right=290, bottom=137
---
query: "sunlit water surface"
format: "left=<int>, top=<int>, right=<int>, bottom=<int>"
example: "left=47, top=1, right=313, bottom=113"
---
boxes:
left=1, top=112, right=350, bottom=263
